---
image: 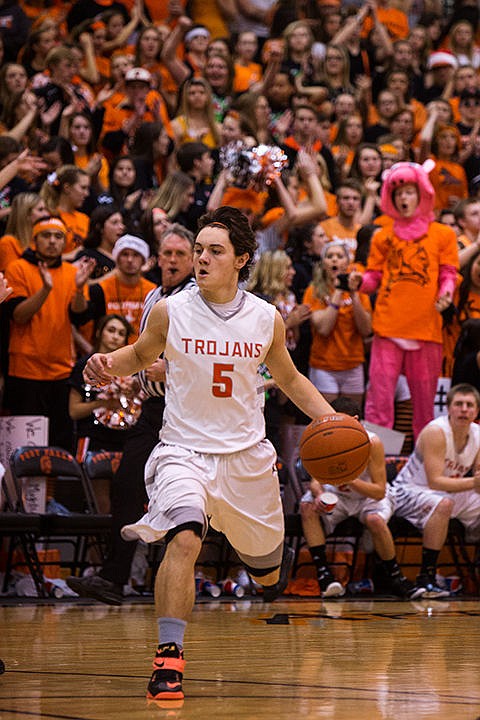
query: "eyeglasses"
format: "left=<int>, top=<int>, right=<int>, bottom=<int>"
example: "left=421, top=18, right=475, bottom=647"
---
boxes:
left=461, top=99, right=480, bottom=107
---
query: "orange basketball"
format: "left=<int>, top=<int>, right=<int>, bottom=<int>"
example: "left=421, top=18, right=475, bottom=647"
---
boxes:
left=299, top=414, right=371, bottom=485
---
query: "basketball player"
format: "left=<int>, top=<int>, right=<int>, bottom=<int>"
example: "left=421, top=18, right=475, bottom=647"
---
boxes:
left=393, top=383, right=480, bottom=598
left=300, top=397, right=425, bottom=600
left=83, top=206, right=335, bottom=702
left=66, top=224, right=196, bottom=604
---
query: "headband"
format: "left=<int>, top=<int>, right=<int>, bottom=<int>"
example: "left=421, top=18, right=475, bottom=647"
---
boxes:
left=379, top=144, right=399, bottom=156
left=185, top=27, right=210, bottom=44
left=152, top=207, right=169, bottom=220
left=321, top=239, right=349, bottom=259
left=32, top=217, right=67, bottom=238
left=91, top=20, right=106, bottom=31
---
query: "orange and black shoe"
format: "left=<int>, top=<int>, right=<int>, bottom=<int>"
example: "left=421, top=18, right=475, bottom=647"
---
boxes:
left=147, top=643, right=186, bottom=701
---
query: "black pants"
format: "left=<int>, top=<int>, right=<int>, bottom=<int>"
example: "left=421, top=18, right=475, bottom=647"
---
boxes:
left=100, top=396, right=165, bottom=586
left=6, top=376, right=73, bottom=452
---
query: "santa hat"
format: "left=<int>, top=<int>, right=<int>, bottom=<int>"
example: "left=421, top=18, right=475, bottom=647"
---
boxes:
left=427, top=51, right=458, bottom=70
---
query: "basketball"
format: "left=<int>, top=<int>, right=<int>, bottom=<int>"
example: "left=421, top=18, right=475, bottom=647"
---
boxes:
left=299, top=414, right=371, bottom=485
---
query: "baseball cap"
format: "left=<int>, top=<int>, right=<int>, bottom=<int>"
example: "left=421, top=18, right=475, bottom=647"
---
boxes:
left=125, top=67, right=152, bottom=84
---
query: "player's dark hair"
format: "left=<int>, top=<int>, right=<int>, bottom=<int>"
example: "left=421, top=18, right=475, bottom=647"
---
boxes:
left=331, top=396, right=363, bottom=419
left=176, top=142, right=211, bottom=173
left=197, top=206, right=257, bottom=282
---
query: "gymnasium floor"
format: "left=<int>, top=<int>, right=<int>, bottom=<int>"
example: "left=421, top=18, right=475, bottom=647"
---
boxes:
left=1, top=595, right=480, bottom=720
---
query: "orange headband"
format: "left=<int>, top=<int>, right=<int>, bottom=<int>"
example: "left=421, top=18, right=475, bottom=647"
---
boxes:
left=33, top=217, right=67, bottom=238
left=91, top=20, right=106, bottom=31
left=379, top=144, right=400, bottom=156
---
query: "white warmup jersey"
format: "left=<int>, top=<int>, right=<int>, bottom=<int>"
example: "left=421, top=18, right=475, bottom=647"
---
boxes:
left=396, top=414, right=480, bottom=488
left=160, top=286, right=276, bottom=453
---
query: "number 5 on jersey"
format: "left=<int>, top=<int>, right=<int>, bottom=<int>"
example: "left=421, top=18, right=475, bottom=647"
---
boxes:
left=212, top=363, right=234, bottom=398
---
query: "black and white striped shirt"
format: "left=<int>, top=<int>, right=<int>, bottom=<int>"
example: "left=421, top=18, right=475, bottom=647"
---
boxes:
left=137, top=275, right=196, bottom=398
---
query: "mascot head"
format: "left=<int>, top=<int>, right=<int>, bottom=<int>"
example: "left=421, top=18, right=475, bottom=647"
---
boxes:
left=381, top=159, right=435, bottom=240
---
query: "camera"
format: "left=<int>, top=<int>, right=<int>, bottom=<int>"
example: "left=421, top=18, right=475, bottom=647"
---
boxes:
left=336, top=273, right=350, bottom=291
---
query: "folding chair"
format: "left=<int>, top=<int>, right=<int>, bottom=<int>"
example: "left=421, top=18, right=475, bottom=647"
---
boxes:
left=286, top=457, right=364, bottom=583
left=1, top=473, right=46, bottom=597
left=82, top=450, right=123, bottom=514
left=9, top=446, right=112, bottom=577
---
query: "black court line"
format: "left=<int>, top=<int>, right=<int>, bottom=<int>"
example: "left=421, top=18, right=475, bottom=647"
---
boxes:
left=1, top=693, right=479, bottom=717
left=1, top=692, right=480, bottom=705
left=0, top=710, right=104, bottom=720
left=263, top=608, right=480, bottom=623
left=4, top=672, right=480, bottom=704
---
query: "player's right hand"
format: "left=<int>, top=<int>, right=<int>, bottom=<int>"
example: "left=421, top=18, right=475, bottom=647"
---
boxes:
left=83, top=353, right=114, bottom=386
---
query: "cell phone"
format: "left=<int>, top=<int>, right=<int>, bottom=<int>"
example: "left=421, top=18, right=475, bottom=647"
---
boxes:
left=337, top=273, right=350, bottom=291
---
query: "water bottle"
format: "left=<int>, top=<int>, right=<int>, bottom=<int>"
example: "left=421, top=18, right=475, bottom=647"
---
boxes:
left=219, top=579, right=245, bottom=598
left=347, top=579, right=374, bottom=595
left=195, top=573, right=204, bottom=596
left=45, top=581, right=64, bottom=598
left=202, top=580, right=221, bottom=598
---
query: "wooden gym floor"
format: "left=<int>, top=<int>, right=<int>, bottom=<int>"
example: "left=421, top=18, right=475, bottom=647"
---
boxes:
left=1, top=596, right=480, bottom=720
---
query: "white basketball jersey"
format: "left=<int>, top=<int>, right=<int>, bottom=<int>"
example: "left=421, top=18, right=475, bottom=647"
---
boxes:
left=160, top=286, right=276, bottom=453
left=397, top=414, right=480, bottom=487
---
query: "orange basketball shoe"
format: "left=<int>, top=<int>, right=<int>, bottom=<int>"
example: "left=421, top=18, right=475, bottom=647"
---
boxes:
left=147, top=643, right=186, bottom=701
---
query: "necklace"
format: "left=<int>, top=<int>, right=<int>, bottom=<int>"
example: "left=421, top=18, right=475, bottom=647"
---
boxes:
left=113, top=276, right=145, bottom=325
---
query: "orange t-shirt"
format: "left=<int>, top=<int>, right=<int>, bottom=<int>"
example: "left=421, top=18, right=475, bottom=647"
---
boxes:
left=5, top=256, right=79, bottom=380
left=59, top=210, right=90, bottom=254
left=449, top=96, right=461, bottom=123
left=362, top=7, right=409, bottom=41
left=429, top=158, right=468, bottom=211
left=0, top=234, right=25, bottom=272
left=144, top=0, right=187, bottom=23
left=303, top=284, right=371, bottom=371
left=96, top=274, right=156, bottom=341
left=101, top=90, right=172, bottom=141
left=74, top=151, right=110, bottom=192
left=233, top=62, right=263, bottom=94
left=367, top=221, right=459, bottom=343
left=189, top=0, right=229, bottom=39
left=324, top=191, right=337, bottom=218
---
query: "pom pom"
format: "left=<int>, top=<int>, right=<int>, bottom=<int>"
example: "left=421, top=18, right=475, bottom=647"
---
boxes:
left=219, top=141, right=288, bottom=191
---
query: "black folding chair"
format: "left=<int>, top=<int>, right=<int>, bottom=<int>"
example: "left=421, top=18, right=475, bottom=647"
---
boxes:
left=286, top=457, right=364, bottom=583
left=9, top=446, right=112, bottom=577
left=1, top=472, right=46, bottom=597
left=82, top=450, right=123, bottom=514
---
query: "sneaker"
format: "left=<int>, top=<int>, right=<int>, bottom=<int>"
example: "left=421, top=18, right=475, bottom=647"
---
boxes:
left=66, top=574, right=123, bottom=605
left=318, top=569, right=345, bottom=598
left=262, top=545, right=295, bottom=602
left=415, top=573, right=450, bottom=599
left=147, top=643, right=185, bottom=701
left=388, top=573, right=426, bottom=600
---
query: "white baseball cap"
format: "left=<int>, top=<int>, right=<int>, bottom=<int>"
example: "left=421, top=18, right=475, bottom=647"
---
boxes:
left=125, top=67, right=152, bottom=84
